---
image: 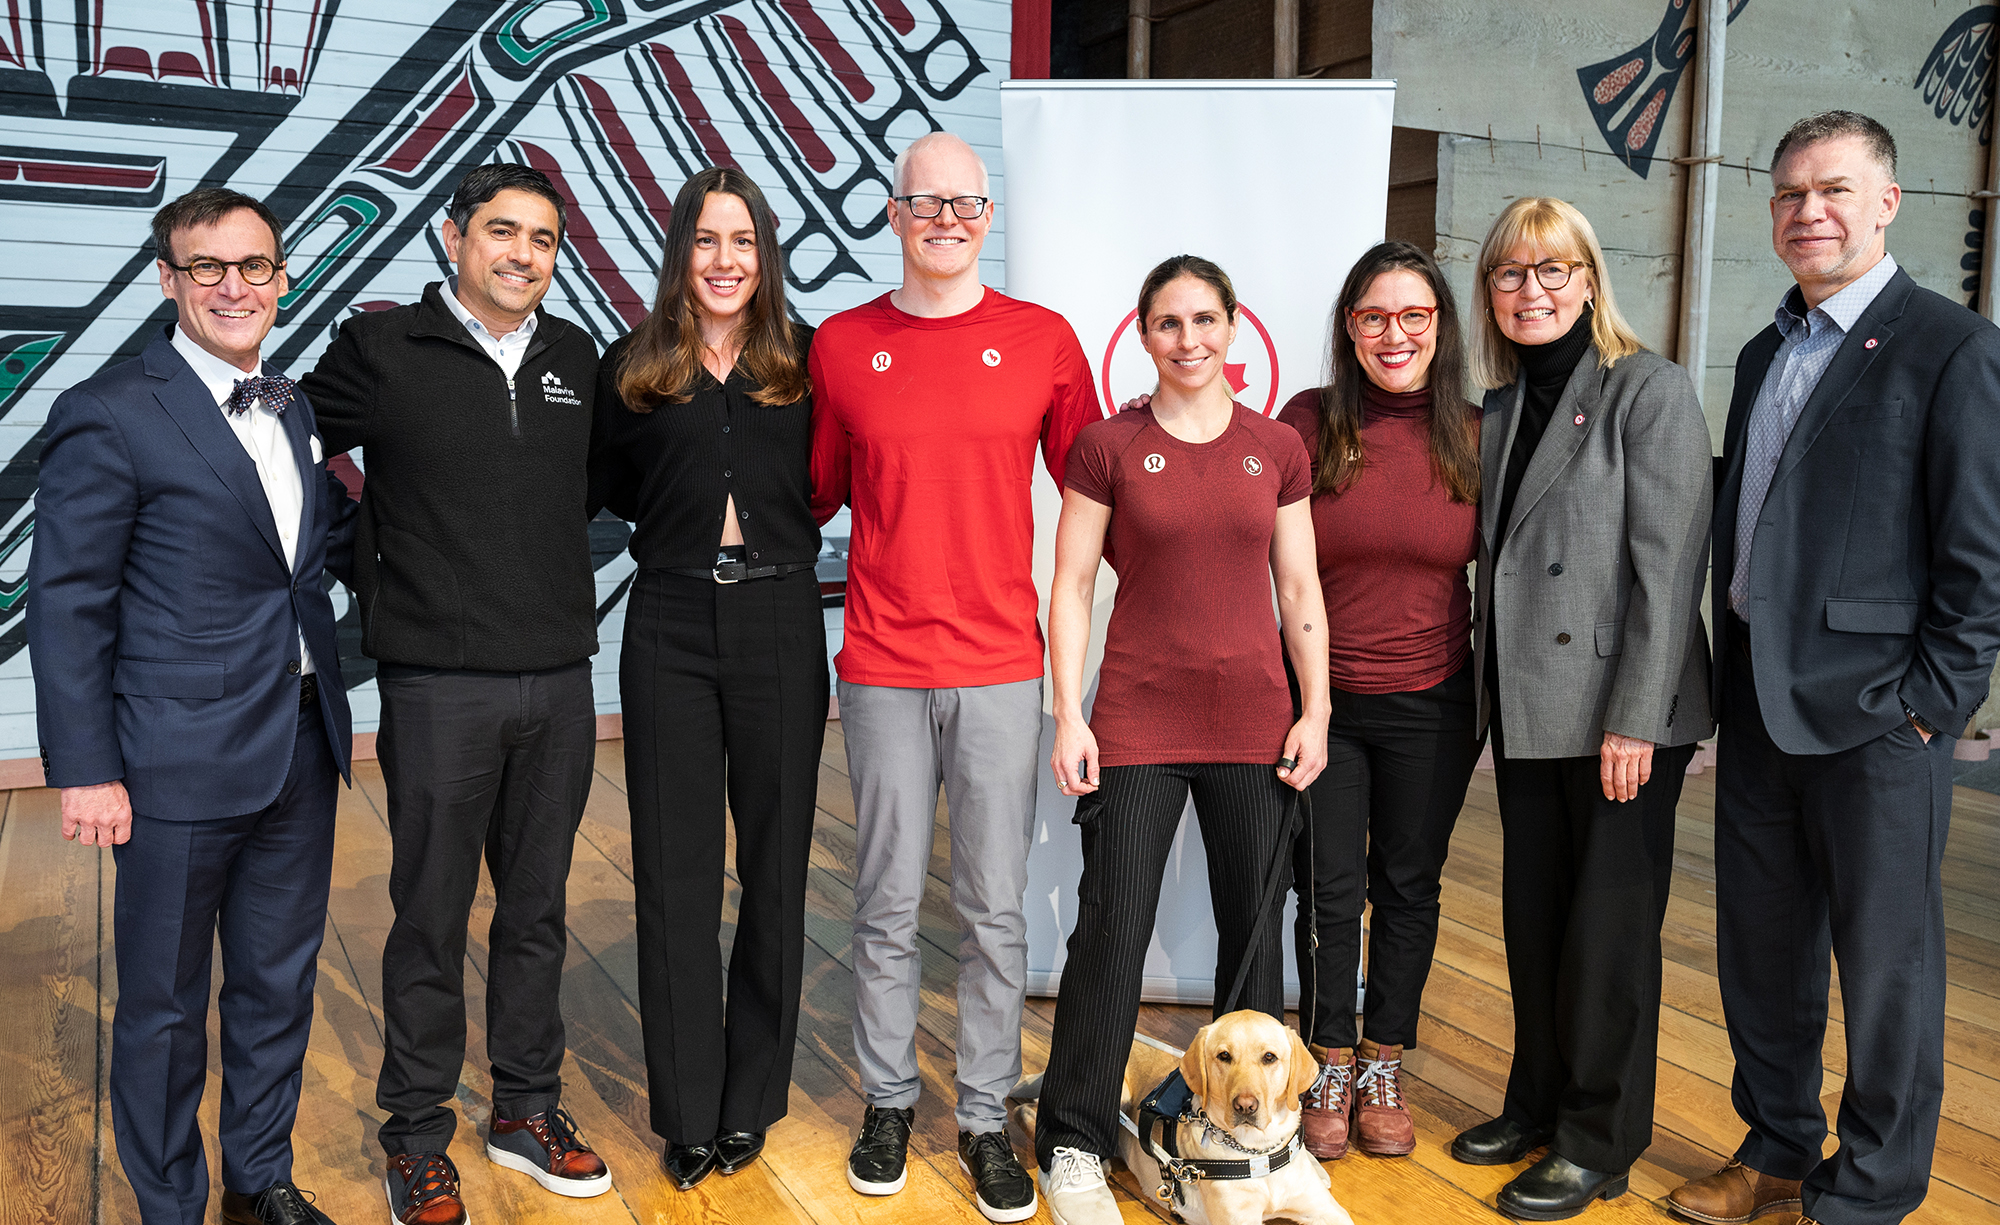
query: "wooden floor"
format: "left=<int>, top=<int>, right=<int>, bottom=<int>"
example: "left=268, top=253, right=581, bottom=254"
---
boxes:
left=2, top=724, right=1997, bottom=1225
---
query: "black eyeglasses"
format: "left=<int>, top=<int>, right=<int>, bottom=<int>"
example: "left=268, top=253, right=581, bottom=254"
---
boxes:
left=892, top=194, right=989, bottom=219
left=167, top=257, right=284, bottom=286
left=1487, top=259, right=1587, bottom=292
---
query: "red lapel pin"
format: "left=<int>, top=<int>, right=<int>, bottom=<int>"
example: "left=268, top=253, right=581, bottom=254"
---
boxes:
left=1574, top=413, right=1586, bottom=425
left=1864, top=337, right=1879, bottom=349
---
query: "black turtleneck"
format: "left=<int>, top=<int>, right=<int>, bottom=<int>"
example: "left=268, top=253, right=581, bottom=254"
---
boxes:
left=1494, top=306, right=1594, bottom=551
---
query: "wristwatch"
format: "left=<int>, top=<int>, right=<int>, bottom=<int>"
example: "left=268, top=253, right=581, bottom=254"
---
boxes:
left=1901, top=701, right=1940, bottom=738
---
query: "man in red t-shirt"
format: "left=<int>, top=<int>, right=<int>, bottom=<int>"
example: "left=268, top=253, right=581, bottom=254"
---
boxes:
left=809, top=131, right=1097, bottom=1222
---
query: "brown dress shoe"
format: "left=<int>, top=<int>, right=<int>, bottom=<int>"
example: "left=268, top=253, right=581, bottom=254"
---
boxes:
left=385, top=1152, right=467, bottom=1225
left=1351, top=1040, right=1415, bottom=1157
left=1666, top=1160, right=1803, bottom=1224
left=1299, top=1046, right=1355, bottom=1160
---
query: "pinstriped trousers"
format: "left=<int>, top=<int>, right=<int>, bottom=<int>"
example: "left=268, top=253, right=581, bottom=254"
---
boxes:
left=1033, top=762, right=1294, bottom=1169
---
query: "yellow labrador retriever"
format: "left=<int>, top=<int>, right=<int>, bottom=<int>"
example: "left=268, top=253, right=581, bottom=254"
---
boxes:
left=1009, top=1010, right=1354, bottom=1225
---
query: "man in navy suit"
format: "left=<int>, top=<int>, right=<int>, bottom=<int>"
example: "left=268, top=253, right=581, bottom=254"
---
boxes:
left=1667, top=112, right=2000, bottom=1225
left=28, top=187, right=359, bottom=1225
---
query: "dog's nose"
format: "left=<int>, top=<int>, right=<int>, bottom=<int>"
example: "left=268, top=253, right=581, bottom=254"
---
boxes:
left=1233, top=1093, right=1260, bottom=1117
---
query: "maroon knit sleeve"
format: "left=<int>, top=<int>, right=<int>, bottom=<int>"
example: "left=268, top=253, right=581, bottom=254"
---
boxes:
left=1274, top=420, right=1313, bottom=506
left=1064, top=418, right=1117, bottom=507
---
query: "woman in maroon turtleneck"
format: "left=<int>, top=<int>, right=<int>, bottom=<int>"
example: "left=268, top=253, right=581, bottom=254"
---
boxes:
left=1275, top=240, right=1483, bottom=1163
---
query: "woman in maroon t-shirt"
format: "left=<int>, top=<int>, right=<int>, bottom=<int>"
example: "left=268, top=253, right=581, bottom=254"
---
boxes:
left=1274, top=240, right=1484, bottom=1163
left=1028, top=255, right=1331, bottom=1216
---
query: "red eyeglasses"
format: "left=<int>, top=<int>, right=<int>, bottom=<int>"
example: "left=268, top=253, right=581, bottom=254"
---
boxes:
left=1348, top=306, right=1437, bottom=338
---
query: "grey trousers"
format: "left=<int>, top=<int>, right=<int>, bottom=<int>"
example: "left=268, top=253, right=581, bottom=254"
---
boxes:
left=838, top=676, right=1043, bottom=1131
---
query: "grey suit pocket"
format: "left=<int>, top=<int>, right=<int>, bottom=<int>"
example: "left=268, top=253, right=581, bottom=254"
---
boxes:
left=112, top=658, right=225, bottom=698
left=1825, top=598, right=1922, bottom=634
left=1594, top=620, right=1624, bottom=657
left=1828, top=399, right=1904, bottom=425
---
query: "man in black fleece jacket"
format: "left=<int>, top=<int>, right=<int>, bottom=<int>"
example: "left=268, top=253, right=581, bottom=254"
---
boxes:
left=301, top=164, right=611, bottom=1222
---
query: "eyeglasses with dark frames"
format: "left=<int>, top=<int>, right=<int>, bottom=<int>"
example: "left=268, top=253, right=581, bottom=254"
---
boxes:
left=167, top=257, right=284, bottom=286
left=1349, top=305, right=1438, bottom=338
left=891, top=194, right=989, bottom=220
left=1487, top=259, right=1588, bottom=292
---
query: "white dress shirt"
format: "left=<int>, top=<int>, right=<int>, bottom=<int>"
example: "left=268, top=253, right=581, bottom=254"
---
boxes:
left=171, top=326, right=315, bottom=675
left=443, top=274, right=538, bottom=378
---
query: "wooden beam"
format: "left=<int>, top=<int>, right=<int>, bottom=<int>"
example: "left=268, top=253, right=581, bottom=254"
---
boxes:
left=1274, top=0, right=1299, bottom=78
left=1127, top=0, right=1150, bottom=79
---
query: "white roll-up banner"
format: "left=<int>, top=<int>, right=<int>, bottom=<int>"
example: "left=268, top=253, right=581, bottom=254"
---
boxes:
left=1003, top=80, right=1396, bottom=1005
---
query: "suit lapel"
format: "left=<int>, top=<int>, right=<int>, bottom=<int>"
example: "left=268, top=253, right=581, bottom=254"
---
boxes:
left=145, top=339, right=288, bottom=568
left=1712, top=326, right=1783, bottom=579
left=1767, top=272, right=1911, bottom=495
left=1480, top=378, right=1522, bottom=554
left=1502, top=354, right=1602, bottom=543
left=282, top=382, right=317, bottom=577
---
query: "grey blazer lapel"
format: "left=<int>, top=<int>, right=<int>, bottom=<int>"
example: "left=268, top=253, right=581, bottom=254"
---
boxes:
left=1481, top=378, right=1522, bottom=553
left=145, top=346, right=289, bottom=569
left=1502, top=352, right=1603, bottom=543
left=1768, top=274, right=1911, bottom=495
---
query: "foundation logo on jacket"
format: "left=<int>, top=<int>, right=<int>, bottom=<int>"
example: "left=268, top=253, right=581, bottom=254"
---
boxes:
left=1100, top=303, right=1282, bottom=419
left=540, top=371, right=581, bottom=406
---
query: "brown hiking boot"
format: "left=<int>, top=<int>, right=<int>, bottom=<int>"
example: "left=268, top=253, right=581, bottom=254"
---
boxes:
left=1299, top=1045, right=1355, bottom=1160
left=1351, top=1039, right=1415, bottom=1156
left=1666, top=1159, right=1804, bottom=1224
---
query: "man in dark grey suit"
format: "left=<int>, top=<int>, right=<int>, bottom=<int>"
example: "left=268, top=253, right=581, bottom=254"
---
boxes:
left=1668, top=112, right=2000, bottom=1225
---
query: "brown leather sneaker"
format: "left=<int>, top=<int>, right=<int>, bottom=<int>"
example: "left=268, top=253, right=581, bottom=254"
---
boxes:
left=487, top=1106, right=612, bottom=1197
left=1351, top=1039, right=1415, bottom=1156
left=1666, top=1159, right=1804, bottom=1224
left=1299, top=1045, right=1355, bottom=1160
left=385, top=1152, right=466, bottom=1225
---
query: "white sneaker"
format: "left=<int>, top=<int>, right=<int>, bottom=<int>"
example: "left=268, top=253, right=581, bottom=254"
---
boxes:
left=1038, top=1147, right=1118, bottom=1225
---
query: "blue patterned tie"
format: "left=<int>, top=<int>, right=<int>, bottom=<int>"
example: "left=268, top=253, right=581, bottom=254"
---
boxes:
left=225, top=373, right=297, bottom=416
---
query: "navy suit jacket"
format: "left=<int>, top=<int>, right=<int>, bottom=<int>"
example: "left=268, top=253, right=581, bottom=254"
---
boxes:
left=28, top=327, right=358, bottom=818
left=1713, top=267, right=2000, bottom=755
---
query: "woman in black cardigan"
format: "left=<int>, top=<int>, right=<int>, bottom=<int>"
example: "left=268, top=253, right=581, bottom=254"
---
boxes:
left=588, top=166, right=826, bottom=1190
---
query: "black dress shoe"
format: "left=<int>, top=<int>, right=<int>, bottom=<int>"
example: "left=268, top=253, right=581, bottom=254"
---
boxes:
left=1497, top=1152, right=1629, bottom=1221
left=716, top=1130, right=766, bottom=1175
left=664, top=1141, right=719, bottom=1191
left=220, top=1182, right=337, bottom=1225
left=1451, top=1116, right=1556, bottom=1166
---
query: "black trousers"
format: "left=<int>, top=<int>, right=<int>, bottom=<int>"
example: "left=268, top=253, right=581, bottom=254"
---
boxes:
left=621, top=568, right=828, bottom=1145
left=375, top=660, right=597, bottom=1155
left=112, top=701, right=337, bottom=1222
left=1034, top=762, right=1294, bottom=1168
left=1490, top=711, right=1695, bottom=1173
left=1293, top=662, right=1482, bottom=1050
left=1715, top=621, right=1949, bottom=1224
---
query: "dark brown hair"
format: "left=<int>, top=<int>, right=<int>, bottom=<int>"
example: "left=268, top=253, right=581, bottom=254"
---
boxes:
left=151, top=187, right=286, bottom=265
left=1315, top=241, right=1478, bottom=504
left=1137, top=254, right=1238, bottom=328
left=1771, top=110, right=1897, bottom=181
left=617, top=167, right=806, bottom=409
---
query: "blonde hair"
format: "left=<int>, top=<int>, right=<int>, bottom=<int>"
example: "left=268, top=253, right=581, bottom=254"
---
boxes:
left=1470, top=197, right=1645, bottom=389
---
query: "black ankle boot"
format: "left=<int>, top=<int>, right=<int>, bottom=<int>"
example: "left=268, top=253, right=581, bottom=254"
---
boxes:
left=1497, top=1152, right=1628, bottom=1221
left=1450, top=1116, right=1555, bottom=1166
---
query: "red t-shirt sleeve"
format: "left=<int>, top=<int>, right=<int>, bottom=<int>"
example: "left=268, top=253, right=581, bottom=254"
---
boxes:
left=807, top=337, right=850, bottom=526
left=1041, top=321, right=1100, bottom=490
left=1275, top=423, right=1312, bottom=506
left=1063, top=422, right=1116, bottom=507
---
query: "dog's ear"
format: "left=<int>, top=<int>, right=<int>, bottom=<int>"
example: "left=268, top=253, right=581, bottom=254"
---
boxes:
left=1283, top=1027, right=1318, bottom=1104
left=1180, top=1027, right=1209, bottom=1101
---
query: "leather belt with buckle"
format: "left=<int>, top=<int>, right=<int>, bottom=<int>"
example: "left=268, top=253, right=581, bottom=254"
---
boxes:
left=300, top=672, right=319, bottom=710
left=668, top=560, right=820, bottom=584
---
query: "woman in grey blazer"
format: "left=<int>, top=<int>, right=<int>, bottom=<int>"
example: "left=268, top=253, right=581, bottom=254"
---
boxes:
left=1450, top=197, right=1714, bottom=1221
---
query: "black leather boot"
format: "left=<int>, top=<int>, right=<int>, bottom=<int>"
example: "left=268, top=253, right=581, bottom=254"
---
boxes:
left=1497, top=1152, right=1629, bottom=1220
left=1450, top=1116, right=1556, bottom=1166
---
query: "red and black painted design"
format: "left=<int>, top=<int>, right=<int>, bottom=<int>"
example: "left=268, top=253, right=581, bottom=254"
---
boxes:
left=1577, top=0, right=1748, bottom=179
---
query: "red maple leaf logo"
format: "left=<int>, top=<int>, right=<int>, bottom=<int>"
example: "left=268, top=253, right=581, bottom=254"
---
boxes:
left=1225, top=362, right=1249, bottom=395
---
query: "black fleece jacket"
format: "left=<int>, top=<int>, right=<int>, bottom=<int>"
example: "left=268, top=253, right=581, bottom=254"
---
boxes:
left=302, top=282, right=600, bottom=671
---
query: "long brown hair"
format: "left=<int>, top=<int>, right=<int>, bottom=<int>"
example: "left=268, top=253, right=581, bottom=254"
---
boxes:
left=617, top=167, right=807, bottom=410
left=1314, top=241, right=1478, bottom=504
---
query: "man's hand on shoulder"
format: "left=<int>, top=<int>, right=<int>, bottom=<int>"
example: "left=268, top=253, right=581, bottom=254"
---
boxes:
left=62, top=780, right=132, bottom=847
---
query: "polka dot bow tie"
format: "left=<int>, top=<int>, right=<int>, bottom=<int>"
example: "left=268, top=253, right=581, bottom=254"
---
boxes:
left=225, top=373, right=298, bottom=416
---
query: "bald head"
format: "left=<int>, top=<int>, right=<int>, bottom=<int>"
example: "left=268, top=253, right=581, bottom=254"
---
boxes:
left=892, top=131, right=989, bottom=198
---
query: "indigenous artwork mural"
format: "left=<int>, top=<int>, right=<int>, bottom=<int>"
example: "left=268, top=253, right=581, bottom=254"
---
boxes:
left=1576, top=0, right=1750, bottom=179
left=0, top=0, right=1012, bottom=757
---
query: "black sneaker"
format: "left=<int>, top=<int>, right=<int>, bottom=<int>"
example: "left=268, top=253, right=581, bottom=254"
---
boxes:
left=958, top=1131, right=1037, bottom=1223
left=846, top=1105, right=915, bottom=1195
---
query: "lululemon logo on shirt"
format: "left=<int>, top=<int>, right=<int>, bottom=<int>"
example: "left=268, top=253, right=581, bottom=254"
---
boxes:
left=871, top=351, right=892, bottom=372
left=982, top=348, right=1002, bottom=366
left=1243, top=455, right=1263, bottom=476
left=1143, top=453, right=1166, bottom=473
